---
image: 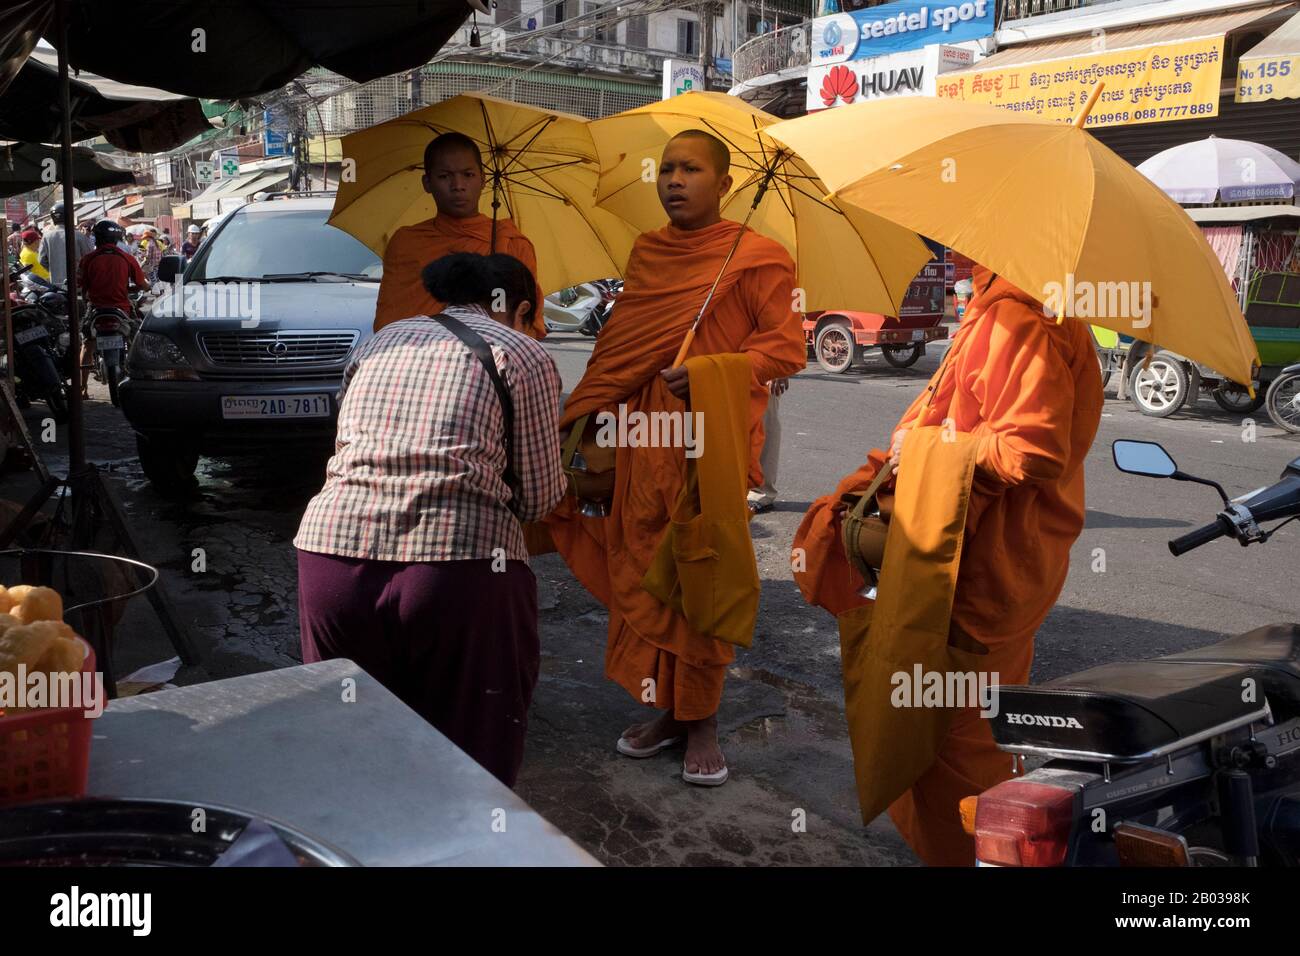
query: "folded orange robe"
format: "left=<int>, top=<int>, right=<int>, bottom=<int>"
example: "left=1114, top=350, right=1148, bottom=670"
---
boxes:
left=547, top=220, right=806, bottom=719
left=372, top=213, right=545, bottom=338
left=793, top=266, right=1104, bottom=864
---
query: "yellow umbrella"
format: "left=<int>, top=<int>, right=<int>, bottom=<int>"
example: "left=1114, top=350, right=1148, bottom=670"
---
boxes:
left=327, top=92, right=639, bottom=295
left=588, top=91, right=935, bottom=348
left=766, top=89, right=1259, bottom=388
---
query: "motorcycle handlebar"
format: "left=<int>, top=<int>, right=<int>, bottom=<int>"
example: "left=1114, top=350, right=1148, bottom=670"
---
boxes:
left=1169, top=518, right=1229, bottom=556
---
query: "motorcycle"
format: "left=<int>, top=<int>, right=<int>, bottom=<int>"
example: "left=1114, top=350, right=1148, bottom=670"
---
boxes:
left=4, top=264, right=70, bottom=423
left=970, top=439, right=1300, bottom=867
left=578, top=278, right=622, bottom=337
left=85, top=297, right=140, bottom=408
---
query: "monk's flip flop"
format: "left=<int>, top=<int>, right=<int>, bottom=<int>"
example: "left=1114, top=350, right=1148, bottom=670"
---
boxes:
left=682, top=762, right=729, bottom=787
left=616, top=735, right=683, bottom=758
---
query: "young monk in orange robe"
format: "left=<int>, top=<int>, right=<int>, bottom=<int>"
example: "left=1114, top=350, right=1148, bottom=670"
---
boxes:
left=546, top=131, right=806, bottom=784
left=793, top=265, right=1104, bottom=863
left=373, top=131, right=545, bottom=338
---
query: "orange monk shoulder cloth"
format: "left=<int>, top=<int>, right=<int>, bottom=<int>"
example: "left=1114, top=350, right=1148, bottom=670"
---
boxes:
left=794, top=265, right=1104, bottom=865
left=373, top=213, right=545, bottom=338
left=547, top=219, right=806, bottom=720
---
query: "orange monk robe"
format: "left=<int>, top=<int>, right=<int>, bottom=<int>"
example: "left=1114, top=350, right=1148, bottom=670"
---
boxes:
left=793, top=265, right=1104, bottom=865
left=372, top=213, right=546, bottom=338
left=547, top=220, right=806, bottom=719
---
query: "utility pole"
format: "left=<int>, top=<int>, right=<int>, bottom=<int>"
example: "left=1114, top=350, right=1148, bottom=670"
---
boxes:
left=700, top=2, right=714, bottom=88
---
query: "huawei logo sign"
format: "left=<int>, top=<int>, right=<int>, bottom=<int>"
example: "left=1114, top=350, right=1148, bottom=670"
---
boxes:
left=821, top=65, right=856, bottom=108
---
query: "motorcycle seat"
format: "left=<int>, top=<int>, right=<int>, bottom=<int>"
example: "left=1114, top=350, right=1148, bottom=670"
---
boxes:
left=993, top=625, right=1300, bottom=760
left=992, top=661, right=1267, bottom=761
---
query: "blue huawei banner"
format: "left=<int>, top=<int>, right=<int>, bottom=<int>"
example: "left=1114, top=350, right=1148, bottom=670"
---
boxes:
left=811, top=0, right=994, bottom=63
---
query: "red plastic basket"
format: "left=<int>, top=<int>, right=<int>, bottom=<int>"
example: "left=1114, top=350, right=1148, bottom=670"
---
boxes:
left=0, top=639, right=97, bottom=807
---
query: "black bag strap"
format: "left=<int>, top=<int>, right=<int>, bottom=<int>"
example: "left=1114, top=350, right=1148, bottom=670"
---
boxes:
left=434, top=313, right=524, bottom=519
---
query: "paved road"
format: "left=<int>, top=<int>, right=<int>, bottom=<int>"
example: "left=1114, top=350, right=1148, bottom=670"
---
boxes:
left=7, top=335, right=1296, bottom=866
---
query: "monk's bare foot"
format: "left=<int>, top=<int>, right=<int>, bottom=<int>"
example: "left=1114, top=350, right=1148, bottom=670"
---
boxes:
left=621, top=710, right=684, bottom=750
left=683, top=714, right=726, bottom=777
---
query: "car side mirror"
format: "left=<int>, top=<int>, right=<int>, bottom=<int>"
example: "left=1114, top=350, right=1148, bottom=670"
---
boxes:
left=1113, top=439, right=1177, bottom=478
left=157, top=255, right=184, bottom=284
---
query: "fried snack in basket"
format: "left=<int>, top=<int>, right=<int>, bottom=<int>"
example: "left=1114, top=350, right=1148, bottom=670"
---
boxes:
left=5, top=585, right=64, bottom=624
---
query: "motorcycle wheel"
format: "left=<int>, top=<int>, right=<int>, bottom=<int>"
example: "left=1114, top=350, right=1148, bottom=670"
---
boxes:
left=44, top=384, right=69, bottom=424
left=1266, top=372, right=1300, bottom=433
left=105, top=358, right=122, bottom=407
left=1130, top=351, right=1189, bottom=418
left=1211, top=385, right=1265, bottom=414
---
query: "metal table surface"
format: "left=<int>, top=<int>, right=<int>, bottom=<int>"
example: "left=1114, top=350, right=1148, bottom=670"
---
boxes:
left=86, top=659, right=598, bottom=866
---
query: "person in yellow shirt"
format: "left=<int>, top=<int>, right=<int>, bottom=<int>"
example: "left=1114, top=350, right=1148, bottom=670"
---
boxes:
left=19, top=230, right=51, bottom=282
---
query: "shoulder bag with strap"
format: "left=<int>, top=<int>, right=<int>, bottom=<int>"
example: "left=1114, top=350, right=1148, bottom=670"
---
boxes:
left=434, top=313, right=524, bottom=519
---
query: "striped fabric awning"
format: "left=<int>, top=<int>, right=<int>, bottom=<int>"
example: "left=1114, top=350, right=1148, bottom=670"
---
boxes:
left=1236, top=9, right=1300, bottom=101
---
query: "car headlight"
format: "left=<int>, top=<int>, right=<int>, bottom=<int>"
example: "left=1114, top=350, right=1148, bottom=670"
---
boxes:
left=127, top=332, right=199, bottom=381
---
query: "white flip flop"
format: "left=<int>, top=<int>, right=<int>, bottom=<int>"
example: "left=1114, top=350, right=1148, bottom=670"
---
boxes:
left=682, top=762, right=729, bottom=787
left=616, top=735, right=683, bottom=758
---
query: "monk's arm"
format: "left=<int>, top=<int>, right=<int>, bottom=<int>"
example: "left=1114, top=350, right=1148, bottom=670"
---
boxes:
left=970, top=304, right=1075, bottom=490
left=740, top=262, right=806, bottom=383
left=373, top=230, right=415, bottom=332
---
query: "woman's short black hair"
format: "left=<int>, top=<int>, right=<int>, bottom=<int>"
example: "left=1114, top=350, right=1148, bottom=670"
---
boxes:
left=422, top=252, right=538, bottom=322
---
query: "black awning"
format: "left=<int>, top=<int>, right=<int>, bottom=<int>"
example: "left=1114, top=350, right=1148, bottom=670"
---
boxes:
left=43, top=0, right=470, bottom=101
left=0, top=140, right=134, bottom=198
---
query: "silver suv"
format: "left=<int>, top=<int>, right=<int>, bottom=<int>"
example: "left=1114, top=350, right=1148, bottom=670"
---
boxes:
left=120, top=194, right=381, bottom=496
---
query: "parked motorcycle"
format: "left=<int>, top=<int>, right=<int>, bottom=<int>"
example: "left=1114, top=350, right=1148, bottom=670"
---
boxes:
left=578, top=278, right=622, bottom=337
left=969, top=439, right=1300, bottom=867
left=5, top=264, right=70, bottom=423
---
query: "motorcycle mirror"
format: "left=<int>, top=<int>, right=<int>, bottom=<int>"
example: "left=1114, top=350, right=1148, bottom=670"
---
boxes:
left=157, top=255, right=184, bottom=285
left=1113, top=439, right=1177, bottom=478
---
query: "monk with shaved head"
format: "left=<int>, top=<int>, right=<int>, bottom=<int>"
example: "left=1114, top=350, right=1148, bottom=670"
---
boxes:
left=545, top=129, right=806, bottom=785
left=374, top=131, right=545, bottom=337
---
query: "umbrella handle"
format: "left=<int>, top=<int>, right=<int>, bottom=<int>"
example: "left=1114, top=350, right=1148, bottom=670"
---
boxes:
left=671, top=328, right=696, bottom=369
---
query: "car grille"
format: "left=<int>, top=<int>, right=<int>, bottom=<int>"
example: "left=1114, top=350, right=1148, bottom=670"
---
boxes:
left=198, top=330, right=358, bottom=368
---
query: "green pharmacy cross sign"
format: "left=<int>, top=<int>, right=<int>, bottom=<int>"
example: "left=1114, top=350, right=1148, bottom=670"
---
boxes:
left=221, top=158, right=239, bottom=177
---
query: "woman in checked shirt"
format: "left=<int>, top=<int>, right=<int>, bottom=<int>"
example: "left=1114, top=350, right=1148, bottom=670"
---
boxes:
left=295, top=253, right=565, bottom=787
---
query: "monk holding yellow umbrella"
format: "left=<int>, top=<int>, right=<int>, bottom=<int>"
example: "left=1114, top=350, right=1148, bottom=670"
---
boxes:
left=328, top=92, right=640, bottom=337
left=544, top=92, right=932, bottom=785
left=774, top=88, right=1260, bottom=863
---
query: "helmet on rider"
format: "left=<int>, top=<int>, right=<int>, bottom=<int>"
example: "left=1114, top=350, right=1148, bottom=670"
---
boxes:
left=92, top=219, right=125, bottom=246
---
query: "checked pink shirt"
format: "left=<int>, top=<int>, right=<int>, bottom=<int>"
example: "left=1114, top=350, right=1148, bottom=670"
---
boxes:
left=294, top=305, right=565, bottom=564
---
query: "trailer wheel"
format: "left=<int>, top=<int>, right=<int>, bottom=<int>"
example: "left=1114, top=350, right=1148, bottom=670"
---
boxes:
left=880, top=343, right=923, bottom=368
left=814, top=319, right=857, bottom=373
left=1130, top=351, right=1190, bottom=418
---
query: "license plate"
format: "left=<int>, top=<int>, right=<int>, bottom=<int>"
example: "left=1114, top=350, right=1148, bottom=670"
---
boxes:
left=95, top=335, right=125, bottom=351
left=14, top=326, right=48, bottom=345
left=221, top=394, right=331, bottom=420
left=911, top=329, right=926, bottom=342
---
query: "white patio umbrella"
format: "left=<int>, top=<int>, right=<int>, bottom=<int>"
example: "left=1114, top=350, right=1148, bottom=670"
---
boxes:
left=1137, top=136, right=1300, bottom=205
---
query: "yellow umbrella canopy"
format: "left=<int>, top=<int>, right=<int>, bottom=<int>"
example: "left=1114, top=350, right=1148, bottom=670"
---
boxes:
left=588, top=91, right=934, bottom=317
left=766, top=95, right=1259, bottom=387
left=327, top=92, right=639, bottom=295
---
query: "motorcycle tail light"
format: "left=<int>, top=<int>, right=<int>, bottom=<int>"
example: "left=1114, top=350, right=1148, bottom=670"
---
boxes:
left=973, top=780, right=1074, bottom=867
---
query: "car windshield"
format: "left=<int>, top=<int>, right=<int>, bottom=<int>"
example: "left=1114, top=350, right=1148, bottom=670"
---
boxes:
left=186, top=207, right=382, bottom=281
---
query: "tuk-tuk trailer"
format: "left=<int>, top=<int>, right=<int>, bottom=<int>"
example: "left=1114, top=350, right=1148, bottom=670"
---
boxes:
left=1100, top=204, right=1300, bottom=430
